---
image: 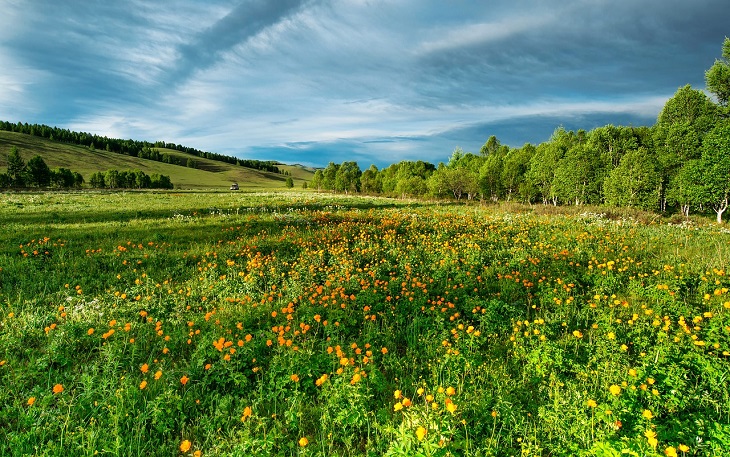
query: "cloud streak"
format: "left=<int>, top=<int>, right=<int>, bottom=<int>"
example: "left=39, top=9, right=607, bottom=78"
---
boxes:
left=1, top=0, right=727, bottom=168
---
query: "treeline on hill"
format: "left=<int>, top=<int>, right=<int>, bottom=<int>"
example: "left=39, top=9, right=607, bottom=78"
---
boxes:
left=0, top=121, right=282, bottom=174
left=0, top=146, right=173, bottom=190
left=311, top=38, right=730, bottom=222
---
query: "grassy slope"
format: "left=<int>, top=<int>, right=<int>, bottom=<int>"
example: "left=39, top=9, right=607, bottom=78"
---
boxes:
left=0, top=131, right=314, bottom=189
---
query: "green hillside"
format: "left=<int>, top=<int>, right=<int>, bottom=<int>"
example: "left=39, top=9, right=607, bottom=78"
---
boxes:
left=0, top=131, right=313, bottom=190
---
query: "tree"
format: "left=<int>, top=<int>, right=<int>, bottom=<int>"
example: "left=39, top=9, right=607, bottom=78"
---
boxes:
left=697, top=121, right=730, bottom=223
left=72, top=172, right=84, bottom=188
left=603, top=148, right=659, bottom=210
left=552, top=144, right=605, bottom=205
left=89, top=172, right=105, bottom=188
left=526, top=128, right=580, bottom=204
left=705, top=37, right=730, bottom=107
left=322, top=162, right=340, bottom=191
left=105, top=170, right=120, bottom=188
left=654, top=85, right=718, bottom=211
left=25, top=155, right=51, bottom=187
left=480, top=135, right=500, bottom=156
left=51, top=168, right=75, bottom=188
left=310, top=170, right=324, bottom=191
left=667, top=160, right=703, bottom=217
left=335, top=161, right=362, bottom=193
left=285, top=177, right=294, bottom=188
left=479, top=148, right=505, bottom=202
left=360, top=165, right=382, bottom=194
left=502, top=144, right=535, bottom=202
left=6, top=146, right=25, bottom=186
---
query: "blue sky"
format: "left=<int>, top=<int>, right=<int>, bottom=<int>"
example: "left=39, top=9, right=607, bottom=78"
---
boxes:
left=0, top=0, right=727, bottom=168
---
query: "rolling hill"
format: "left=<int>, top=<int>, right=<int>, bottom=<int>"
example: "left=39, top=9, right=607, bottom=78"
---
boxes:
left=0, top=131, right=314, bottom=190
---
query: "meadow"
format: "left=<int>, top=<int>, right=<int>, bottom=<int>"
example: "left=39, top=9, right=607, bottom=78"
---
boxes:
left=1, top=191, right=729, bottom=456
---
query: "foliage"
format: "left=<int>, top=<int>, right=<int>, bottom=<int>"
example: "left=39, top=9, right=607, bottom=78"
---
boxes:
left=705, top=37, right=730, bottom=107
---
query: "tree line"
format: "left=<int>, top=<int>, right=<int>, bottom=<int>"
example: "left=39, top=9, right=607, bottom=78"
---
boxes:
left=0, top=147, right=83, bottom=188
left=1, top=146, right=173, bottom=190
left=310, top=38, right=730, bottom=222
left=0, top=121, right=283, bottom=174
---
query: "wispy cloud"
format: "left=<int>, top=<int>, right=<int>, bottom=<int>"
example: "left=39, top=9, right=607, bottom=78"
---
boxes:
left=1, top=0, right=727, bottom=168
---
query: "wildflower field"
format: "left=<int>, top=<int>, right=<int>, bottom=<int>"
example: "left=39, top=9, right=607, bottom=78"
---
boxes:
left=1, top=191, right=729, bottom=456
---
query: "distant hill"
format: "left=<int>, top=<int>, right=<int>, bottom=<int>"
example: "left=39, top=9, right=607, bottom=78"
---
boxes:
left=0, top=131, right=313, bottom=190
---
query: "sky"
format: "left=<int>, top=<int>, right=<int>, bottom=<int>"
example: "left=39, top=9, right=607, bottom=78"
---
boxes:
left=0, top=0, right=727, bottom=168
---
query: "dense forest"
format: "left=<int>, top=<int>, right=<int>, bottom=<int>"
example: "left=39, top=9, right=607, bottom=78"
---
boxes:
left=311, top=38, right=730, bottom=222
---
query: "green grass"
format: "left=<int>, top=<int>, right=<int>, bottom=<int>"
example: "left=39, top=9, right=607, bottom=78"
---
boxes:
left=1, top=192, right=729, bottom=456
left=0, top=132, right=313, bottom=189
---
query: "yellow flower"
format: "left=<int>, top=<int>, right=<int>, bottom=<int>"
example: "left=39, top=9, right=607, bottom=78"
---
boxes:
left=678, top=444, right=689, bottom=452
left=586, top=399, right=597, bottom=408
left=193, top=451, right=202, bottom=457
left=445, top=386, right=456, bottom=396
left=446, top=401, right=457, bottom=414
left=416, top=426, right=427, bottom=441
left=573, top=330, right=583, bottom=338
left=642, top=409, right=654, bottom=420
left=394, top=401, right=403, bottom=411
left=664, top=446, right=677, bottom=457
left=394, top=389, right=402, bottom=399
left=298, top=437, right=308, bottom=447
left=628, top=368, right=637, bottom=377
left=644, top=430, right=658, bottom=448
left=609, top=384, right=621, bottom=396
left=180, top=439, right=191, bottom=452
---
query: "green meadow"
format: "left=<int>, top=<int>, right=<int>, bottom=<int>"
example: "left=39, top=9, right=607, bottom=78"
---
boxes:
left=1, top=191, right=729, bottom=456
left=0, top=131, right=313, bottom=190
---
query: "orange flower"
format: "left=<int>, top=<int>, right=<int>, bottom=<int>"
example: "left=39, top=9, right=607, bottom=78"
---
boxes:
left=154, top=370, right=162, bottom=380
left=180, top=375, right=189, bottom=386
left=27, top=397, right=36, bottom=406
left=241, top=406, right=252, bottom=421
left=139, top=380, right=148, bottom=390
left=290, top=374, right=300, bottom=383
left=140, top=363, right=149, bottom=374
left=180, top=439, right=191, bottom=452
left=52, top=384, right=64, bottom=394
left=87, top=328, right=95, bottom=335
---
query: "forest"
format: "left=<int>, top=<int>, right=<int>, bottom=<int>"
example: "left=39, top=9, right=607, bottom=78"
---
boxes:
left=311, top=38, right=730, bottom=222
